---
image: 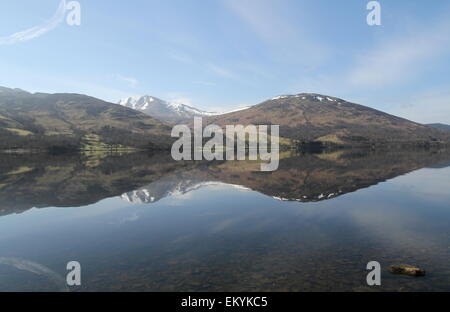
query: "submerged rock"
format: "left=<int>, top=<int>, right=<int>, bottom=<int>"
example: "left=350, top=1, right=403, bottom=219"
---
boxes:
left=389, top=264, right=425, bottom=277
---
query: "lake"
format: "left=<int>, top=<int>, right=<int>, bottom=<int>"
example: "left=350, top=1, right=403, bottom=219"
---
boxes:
left=0, top=149, right=449, bottom=291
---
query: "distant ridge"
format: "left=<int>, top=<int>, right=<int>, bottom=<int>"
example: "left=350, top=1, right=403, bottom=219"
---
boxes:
left=427, top=123, right=450, bottom=132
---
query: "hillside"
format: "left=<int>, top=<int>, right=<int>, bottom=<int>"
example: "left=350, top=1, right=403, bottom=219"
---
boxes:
left=0, top=87, right=174, bottom=151
left=204, top=93, right=450, bottom=146
left=2, top=88, right=448, bottom=151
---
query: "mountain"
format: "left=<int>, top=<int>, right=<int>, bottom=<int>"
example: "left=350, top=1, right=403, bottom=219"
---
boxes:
left=427, top=123, right=450, bottom=132
left=204, top=93, right=450, bottom=146
left=118, top=95, right=216, bottom=122
left=2, top=87, right=448, bottom=151
left=0, top=87, right=174, bottom=151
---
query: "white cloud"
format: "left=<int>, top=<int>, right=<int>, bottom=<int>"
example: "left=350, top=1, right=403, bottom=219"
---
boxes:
left=286, top=15, right=450, bottom=123
left=0, top=0, right=66, bottom=45
left=348, top=18, right=450, bottom=87
left=115, top=74, right=138, bottom=88
left=223, top=0, right=328, bottom=66
left=168, top=51, right=194, bottom=65
left=208, top=63, right=235, bottom=79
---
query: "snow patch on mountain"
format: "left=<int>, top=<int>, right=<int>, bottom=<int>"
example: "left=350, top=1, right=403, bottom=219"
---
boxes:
left=118, top=95, right=254, bottom=121
left=118, top=95, right=219, bottom=121
left=270, top=93, right=342, bottom=104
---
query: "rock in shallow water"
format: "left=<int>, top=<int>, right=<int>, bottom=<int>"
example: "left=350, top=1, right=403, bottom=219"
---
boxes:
left=389, top=264, right=425, bottom=277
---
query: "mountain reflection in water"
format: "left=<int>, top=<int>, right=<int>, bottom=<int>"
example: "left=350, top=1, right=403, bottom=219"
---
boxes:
left=0, top=149, right=449, bottom=291
left=1, top=149, right=450, bottom=213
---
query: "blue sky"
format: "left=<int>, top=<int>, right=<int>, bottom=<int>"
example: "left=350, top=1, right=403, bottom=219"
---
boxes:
left=0, top=0, right=449, bottom=123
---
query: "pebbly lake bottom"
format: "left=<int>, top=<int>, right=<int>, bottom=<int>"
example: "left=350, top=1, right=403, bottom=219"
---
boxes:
left=0, top=151, right=449, bottom=292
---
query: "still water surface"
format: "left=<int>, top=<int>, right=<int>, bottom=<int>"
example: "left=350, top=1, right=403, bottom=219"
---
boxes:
left=0, top=150, right=449, bottom=291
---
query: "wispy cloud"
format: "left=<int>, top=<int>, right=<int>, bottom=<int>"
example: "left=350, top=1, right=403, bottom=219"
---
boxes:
left=194, top=81, right=217, bottom=87
left=224, top=0, right=293, bottom=43
left=0, top=0, right=66, bottom=45
left=168, top=49, right=238, bottom=82
left=288, top=13, right=450, bottom=123
left=348, top=18, right=450, bottom=87
left=168, top=51, right=194, bottom=65
left=115, top=74, right=138, bottom=88
left=208, top=63, right=235, bottom=79
left=223, top=0, right=329, bottom=66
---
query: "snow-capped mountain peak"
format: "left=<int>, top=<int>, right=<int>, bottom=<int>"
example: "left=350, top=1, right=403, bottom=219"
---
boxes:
left=118, top=95, right=164, bottom=111
left=118, top=95, right=217, bottom=122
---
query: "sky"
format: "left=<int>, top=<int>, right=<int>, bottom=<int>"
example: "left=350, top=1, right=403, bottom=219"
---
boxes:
left=0, top=0, right=449, bottom=123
